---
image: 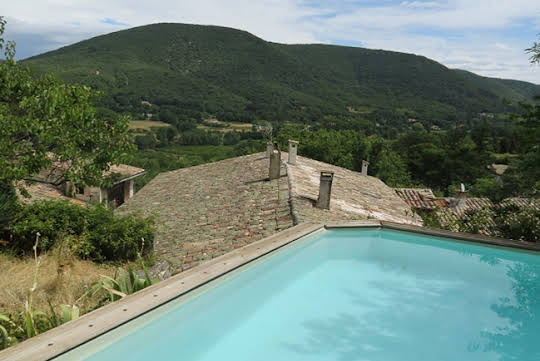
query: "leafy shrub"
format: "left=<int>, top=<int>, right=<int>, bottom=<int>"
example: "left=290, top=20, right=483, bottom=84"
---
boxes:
left=9, top=200, right=155, bottom=261
left=0, top=180, right=20, bottom=232
left=454, top=207, right=494, bottom=235
left=9, top=200, right=86, bottom=251
left=418, top=202, right=539, bottom=243
left=493, top=203, right=540, bottom=243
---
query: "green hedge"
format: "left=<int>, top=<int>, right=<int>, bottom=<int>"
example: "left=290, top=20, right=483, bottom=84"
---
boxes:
left=9, top=200, right=155, bottom=261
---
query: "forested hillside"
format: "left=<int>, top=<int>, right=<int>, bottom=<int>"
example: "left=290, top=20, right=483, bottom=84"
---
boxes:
left=23, top=23, right=539, bottom=129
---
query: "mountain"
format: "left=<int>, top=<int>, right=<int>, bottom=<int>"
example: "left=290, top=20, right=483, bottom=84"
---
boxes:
left=23, top=23, right=540, bottom=127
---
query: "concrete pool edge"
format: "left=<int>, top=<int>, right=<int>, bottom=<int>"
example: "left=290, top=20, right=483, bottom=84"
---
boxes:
left=2, top=220, right=539, bottom=361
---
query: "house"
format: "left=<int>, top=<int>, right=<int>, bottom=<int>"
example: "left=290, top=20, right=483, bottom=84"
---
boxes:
left=118, top=149, right=420, bottom=272
left=21, top=164, right=145, bottom=207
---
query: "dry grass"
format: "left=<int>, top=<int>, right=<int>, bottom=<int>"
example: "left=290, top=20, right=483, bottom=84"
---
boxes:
left=0, top=248, right=115, bottom=316
left=129, top=120, right=171, bottom=130
left=228, top=122, right=253, bottom=129
left=197, top=121, right=253, bottom=133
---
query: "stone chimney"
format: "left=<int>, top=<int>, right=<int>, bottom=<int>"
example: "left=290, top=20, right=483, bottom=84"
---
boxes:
left=361, top=160, right=369, bottom=176
left=269, top=143, right=281, bottom=180
left=316, top=171, right=334, bottom=210
left=266, top=141, right=274, bottom=158
left=451, top=183, right=468, bottom=208
left=288, top=140, right=298, bottom=165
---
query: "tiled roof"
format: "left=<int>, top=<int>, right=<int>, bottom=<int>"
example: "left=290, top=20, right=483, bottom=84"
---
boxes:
left=119, top=152, right=421, bottom=272
left=17, top=182, right=84, bottom=205
left=32, top=163, right=144, bottom=185
left=287, top=156, right=422, bottom=225
left=394, top=188, right=443, bottom=209
left=436, top=198, right=494, bottom=233
left=394, top=188, right=538, bottom=236
left=117, top=153, right=293, bottom=272
left=502, top=198, right=540, bottom=210
left=106, top=164, right=145, bottom=179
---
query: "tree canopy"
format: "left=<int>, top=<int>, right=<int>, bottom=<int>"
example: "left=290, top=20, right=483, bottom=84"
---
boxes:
left=0, top=17, right=133, bottom=187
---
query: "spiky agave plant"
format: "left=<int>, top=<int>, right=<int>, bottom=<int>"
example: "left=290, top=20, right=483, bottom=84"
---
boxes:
left=93, top=238, right=153, bottom=302
left=46, top=301, right=80, bottom=328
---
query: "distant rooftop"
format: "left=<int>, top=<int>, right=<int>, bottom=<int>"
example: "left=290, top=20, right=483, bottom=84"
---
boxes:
left=119, top=152, right=420, bottom=272
left=21, top=163, right=145, bottom=205
left=395, top=187, right=539, bottom=235
left=17, top=182, right=85, bottom=205
left=106, top=164, right=145, bottom=181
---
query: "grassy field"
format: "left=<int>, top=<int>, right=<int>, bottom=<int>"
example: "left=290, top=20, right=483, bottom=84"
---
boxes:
left=129, top=120, right=171, bottom=131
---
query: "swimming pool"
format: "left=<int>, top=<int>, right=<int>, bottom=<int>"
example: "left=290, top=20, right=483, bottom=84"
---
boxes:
left=49, top=227, right=540, bottom=361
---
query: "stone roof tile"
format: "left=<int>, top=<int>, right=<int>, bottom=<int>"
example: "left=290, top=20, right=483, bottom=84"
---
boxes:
left=119, top=152, right=421, bottom=272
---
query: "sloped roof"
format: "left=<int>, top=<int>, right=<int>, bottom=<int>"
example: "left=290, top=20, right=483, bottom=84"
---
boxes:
left=287, top=156, right=422, bottom=225
left=117, top=153, right=294, bottom=272
left=32, top=163, right=144, bottom=186
left=394, top=188, right=442, bottom=209
left=17, top=182, right=84, bottom=205
left=106, top=164, right=145, bottom=180
left=119, top=152, right=421, bottom=272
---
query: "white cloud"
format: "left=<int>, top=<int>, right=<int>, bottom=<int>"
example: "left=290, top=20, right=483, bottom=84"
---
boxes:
left=2, top=0, right=539, bottom=83
left=400, top=1, right=445, bottom=9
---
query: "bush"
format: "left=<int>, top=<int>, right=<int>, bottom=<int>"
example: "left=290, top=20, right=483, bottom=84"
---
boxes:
left=493, top=203, right=540, bottom=243
left=9, top=200, right=86, bottom=251
left=0, top=180, right=20, bottom=232
left=9, top=200, right=155, bottom=261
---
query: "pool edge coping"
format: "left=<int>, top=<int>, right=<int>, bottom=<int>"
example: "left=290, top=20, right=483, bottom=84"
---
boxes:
left=325, top=220, right=540, bottom=251
left=2, top=220, right=540, bottom=361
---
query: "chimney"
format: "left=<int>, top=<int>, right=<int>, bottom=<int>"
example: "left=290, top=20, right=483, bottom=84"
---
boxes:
left=266, top=141, right=274, bottom=158
left=269, top=143, right=281, bottom=180
left=316, top=171, right=334, bottom=209
left=288, top=140, right=298, bottom=165
left=361, top=160, right=369, bottom=176
left=451, top=183, right=468, bottom=208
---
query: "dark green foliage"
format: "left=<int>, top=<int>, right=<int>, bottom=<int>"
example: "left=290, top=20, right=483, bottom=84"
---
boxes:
left=0, top=18, right=134, bottom=187
left=394, top=124, right=491, bottom=193
left=9, top=201, right=86, bottom=251
left=425, top=203, right=539, bottom=243
left=22, top=23, right=540, bottom=127
left=469, top=178, right=501, bottom=200
left=0, top=180, right=20, bottom=231
left=9, top=201, right=155, bottom=261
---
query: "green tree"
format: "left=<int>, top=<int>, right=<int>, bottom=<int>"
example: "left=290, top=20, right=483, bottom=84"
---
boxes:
left=502, top=36, right=540, bottom=197
left=0, top=17, right=133, bottom=187
left=526, top=36, right=540, bottom=64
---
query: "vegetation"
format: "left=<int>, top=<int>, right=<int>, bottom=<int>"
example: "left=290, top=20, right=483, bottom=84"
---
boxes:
left=7, top=200, right=155, bottom=262
left=0, top=17, right=133, bottom=188
left=93, top=265, right=154, bottom=302
left=423, top=202, right=539, bottom=243
left=23, top=23, right=539, bottom=130
left=0, top=233, right=155, bottom=350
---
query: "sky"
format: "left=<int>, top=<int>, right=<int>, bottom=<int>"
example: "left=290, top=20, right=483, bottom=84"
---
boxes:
left=2, top=0, right=539, bottom=83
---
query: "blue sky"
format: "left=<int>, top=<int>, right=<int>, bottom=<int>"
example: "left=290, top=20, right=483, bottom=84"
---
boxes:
left=2, top=0, right=539, bottom=83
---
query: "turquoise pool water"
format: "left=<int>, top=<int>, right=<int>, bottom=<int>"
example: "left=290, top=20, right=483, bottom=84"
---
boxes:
left=56, top=229, right=540, bottom=361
